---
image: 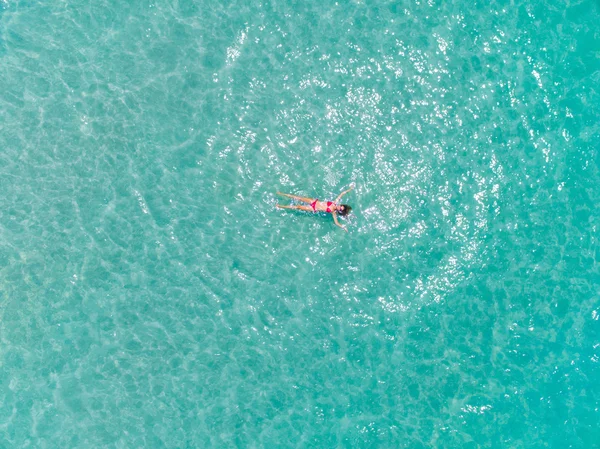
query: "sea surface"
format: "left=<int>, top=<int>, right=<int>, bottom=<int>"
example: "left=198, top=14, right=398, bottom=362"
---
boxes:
left=1, top=0, right=599, bottom=447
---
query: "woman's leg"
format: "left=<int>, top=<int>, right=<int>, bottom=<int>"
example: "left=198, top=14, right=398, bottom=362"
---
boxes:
left=276, top=192, right=315, bottom=204
left=277, top=204, right=314, bottom=212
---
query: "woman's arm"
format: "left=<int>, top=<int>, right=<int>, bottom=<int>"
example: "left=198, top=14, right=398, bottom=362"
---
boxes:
left=335, top=185, right=354, bottom=203
left=332, top=212, right=348, bottom=232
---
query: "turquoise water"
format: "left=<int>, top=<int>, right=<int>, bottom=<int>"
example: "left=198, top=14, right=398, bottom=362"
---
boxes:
left=1, top=0, right=599, bottom=446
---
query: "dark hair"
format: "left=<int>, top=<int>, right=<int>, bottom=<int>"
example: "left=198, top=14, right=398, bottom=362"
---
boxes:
left=338, top=204, right=352, bottom=216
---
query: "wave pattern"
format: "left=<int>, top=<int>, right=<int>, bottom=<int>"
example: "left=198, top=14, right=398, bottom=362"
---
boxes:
left=0, top=0, right=599, bottom=447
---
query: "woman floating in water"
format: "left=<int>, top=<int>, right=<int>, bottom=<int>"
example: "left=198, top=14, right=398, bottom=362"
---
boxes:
left=276, top=185, right=354, bottom=232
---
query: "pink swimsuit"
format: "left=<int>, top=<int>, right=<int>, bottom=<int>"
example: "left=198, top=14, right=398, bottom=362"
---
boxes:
left=311, top=200, right=335, bottom=213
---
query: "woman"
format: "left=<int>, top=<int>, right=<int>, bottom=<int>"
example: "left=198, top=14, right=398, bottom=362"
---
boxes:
left=276, top=185, right=354, bottom=232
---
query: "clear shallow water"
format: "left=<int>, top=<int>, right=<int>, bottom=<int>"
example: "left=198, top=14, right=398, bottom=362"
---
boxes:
left=1, top=0, right=599, bottom=447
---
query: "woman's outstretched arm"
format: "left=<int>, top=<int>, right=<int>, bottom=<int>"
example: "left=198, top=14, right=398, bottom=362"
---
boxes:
left=335, top=185, right=354, bottom=203
left=332, top=212, right=348, bottom=232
